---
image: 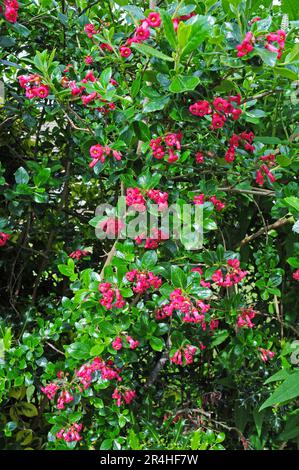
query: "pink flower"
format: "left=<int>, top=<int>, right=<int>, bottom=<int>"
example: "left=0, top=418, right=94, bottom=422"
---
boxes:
left=189, top=100, right=211, bottom=116
left=126, top=336, right=139, bottom=349
left=112, top=337, right=123, bottom=351
left=210, top=195, right=225, bottom=211
left=69, top=249, right=90, bottom=260
left=41, top=383, right=59, bottom=400
left=85, top=55, right=93, bottom=64
left=225, top=146, right=235, bottom=163
left=211, top=113, right=226, bottom=130
left=147, top=12, right=161, bottom=28
left=135, top=26, right=150, bottom=41
left=259, top=348, right=275, bottom=363
left=236, top=32, right=254, bottom=57
left=126, top=188, right=146, bottom=212
left=194, top=194, right=205, bottom=205
left=293, top=269, right=299, bottom=281
left=35, top=85, right=49, bottom=99
left=119, top=46, right=132, bottom=58
left=5, top=5, right=18, bottom=23
left=99, top=217, right=125, bottom=236
left=0, top=232, right=10, bottom=247
left=236, top=308, right=256, bottom=329
left=56, top=423, right=82, bottom=443
left=195, top=152, right=204, bottom=164
left=84, top=23, right=97, bottom=38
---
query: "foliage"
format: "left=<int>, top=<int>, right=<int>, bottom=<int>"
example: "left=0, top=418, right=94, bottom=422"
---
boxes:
left=0, top=0, right=299, bottom=451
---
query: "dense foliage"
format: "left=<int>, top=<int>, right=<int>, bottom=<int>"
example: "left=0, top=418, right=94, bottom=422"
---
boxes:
left=0, top=0, right=299, bottom=451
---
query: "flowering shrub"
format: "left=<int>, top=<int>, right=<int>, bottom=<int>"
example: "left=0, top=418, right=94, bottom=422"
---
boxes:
left=0, top=0, right=299, bottom=452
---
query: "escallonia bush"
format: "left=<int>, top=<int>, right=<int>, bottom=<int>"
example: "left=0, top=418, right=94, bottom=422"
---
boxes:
left=0, top=0, right=299, bottom=451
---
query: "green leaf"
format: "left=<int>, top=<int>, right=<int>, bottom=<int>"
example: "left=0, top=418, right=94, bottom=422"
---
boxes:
left=255, top=47, right=277, bottom=67
left=180, top=16, right=211, bottom=59
left=281, top=0, right=298, bottom=20
left=149, top=337, right=165, bottom=352
left=161, top=11, right=177, bottom=49
left=66, top=342, right=91, bottom=360
left=274, top=67, right=298, bottom=81
left=16, top=402, right=38, bottom=417
left=284, top=196, right=299, bottom=213
left=141, top=251, right=158, bottom=269
left=287, top=257, right=299, bottom=268
left=58, top=264, right=74, bottom=277
left=34, top=168, right=51, bottom=187
left=284, top=43, right=299, bottom=64
left=171, top=266, right=187, bottom=289
left=264, top=369, right=291, bottom=384
left=211, top=330, right=229, bottom=347
left=143, top=96, right=170, bottom=113
left=131, top=43, right=174, bottom=62
left=177, top=22, right=192, bottom=51
left=122, top=5, right=145, bottom=20
left=259, top=370, right=299, bottom=411
left=169, top=75, right=200, bottom=93
left=100, top=67, right=112, bottom=86
left=100, top=439, right=113, bottom=450
left=15, top=167, right=29, bottom=185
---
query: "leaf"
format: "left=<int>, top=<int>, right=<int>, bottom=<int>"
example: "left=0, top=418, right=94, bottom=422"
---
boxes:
left=177, top=22, right=192, bottom=51
left=131, top=43, right=174, bottom=62
left=259, top=370, right=299, bottom=411
left=287, top=257, right=299, bottom=268
left=16, top=402, right=38, bottom=417
left=274, top=67, right=298, bottom=81
left=211, top=330, right=229, bottom=347
left=0, top=36, right=16, bottom=48
left=100, top=67, right=112, bottom=86
left=66, top=342, right=91, bottom=360
left=122, top=5, right=145, bottom=20
left=284, top=196, right=299, bottom=213
left=255, top=47, right=277, bottom=67
left=143, top=96, right=170, bottom=113
left=169, top=75, right=200, bottom=93
left=149, top=337, right=165, bottom=352
left=284, top=43, right=299, bottom=64
left=100, top=439, right=113, bottom=450
left=58, top=264, right=74, bottom=277
left=171, top=266, right=187, bottom=289
left=254, top=136, right=281, bottom=145
left=15, top=167, right=29, bottom=185
left=141, top=251, right=158, bottom=269
left=180, top=16, right=211, bottom=59
left=264, top=369, right=291, bottom=384
left=34, top=168, right=51, bottom=187
left=281, top=0, right=298, bottom=20
left=161, top=11, right=177, bottom=49
left=131, top=73, right=141, bottom=98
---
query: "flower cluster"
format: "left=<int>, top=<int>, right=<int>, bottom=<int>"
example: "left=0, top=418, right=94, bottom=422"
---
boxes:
left=69, top=249, right=90, bottom=260
left=0, top=232, right=10, bottom=247
left=112, top=335, right=139, bottom=351
left=259, top=348, right=275, bottom=363
left=41, top=357, right=123, bottom=412
left=170, top=345, right=197, bottom=366
left=189, top=95, right=242, bottom=129
left=89, top=144, right=122, bottom=168
left=194, top=194, right=225, bottom=211
left=211, top=259, right=248, bottom=287
left=19, top=74, right=49, bottom=100
left=99, top=217, right=125, bottom=237
left=135, top=227, right=169, bottom=249
left=237, top=29, right=286, bottom=59
left=119, top=11, right=161, bottom=58
left=155, top=288, right=211, bottom=327
left=112, top=388, right=136, bottom=406
left=256, top=154, right=276, bottom=186
left=224, top=131, right=255, bottom=163
left=98, top=282, right=126, bottom=309
left=125, top=270, right=162, bottom=294
left=56, top=423, right=82, bottom=443
left=236, top=308, right=256, bottom=329
left=126, top=188, right=169, bottom=211
left=2, top=0, right=19, bottom=23
left=150, top=132, right=183, bottom=163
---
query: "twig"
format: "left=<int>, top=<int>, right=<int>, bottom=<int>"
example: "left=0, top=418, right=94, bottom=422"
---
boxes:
left=239, top=216, right=293, bottom=247
left=45, top=341, right=65, bottom=356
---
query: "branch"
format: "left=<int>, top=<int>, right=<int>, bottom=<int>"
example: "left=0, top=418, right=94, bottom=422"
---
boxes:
left=239, top=216, right=293, bottom=247
left=144, top=336, right=171, bottom=389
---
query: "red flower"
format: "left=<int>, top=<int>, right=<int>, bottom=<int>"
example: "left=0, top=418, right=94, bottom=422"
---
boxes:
left=147, top=12, right=161, bottom=28
left=189, top=100, right=211, bottom=116
left=119, top=46, right=132, bottom=58
left=211, top=113, right=226, bottom=130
